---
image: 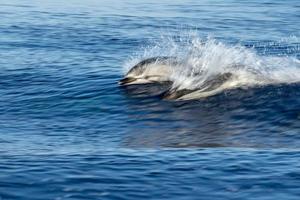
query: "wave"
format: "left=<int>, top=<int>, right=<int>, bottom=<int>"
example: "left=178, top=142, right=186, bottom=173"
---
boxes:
left=124, top=34, right=300, bottom=99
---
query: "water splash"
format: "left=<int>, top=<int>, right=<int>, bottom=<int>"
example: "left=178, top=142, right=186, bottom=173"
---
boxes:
left=124, top=33, right=300, bottom=98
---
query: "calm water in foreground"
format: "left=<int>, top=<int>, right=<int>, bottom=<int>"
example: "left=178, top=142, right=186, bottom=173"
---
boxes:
left=0, top=0, right=300, bottom=199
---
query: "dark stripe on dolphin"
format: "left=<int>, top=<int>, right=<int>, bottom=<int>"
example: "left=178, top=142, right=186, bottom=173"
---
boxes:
left=118, top=77, right=137, bottom=85
left=162, top=72, right=233, bottom=100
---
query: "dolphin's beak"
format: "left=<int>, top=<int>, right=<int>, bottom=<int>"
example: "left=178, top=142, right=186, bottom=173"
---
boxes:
left=118, top=77, right=137, bottom=85
left=162, top=88, right=194, bottom=100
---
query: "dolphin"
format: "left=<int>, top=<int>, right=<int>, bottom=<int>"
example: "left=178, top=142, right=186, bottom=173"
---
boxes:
left=119, top=57, right=177, bottom=86
left=120, top=57, right=236, bottom=101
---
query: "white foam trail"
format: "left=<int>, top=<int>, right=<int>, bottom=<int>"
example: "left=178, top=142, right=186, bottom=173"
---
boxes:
left=124, top=34, right=300, bottom=96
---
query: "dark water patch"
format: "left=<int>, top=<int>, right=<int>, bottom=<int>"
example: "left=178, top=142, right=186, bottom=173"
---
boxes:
left=121, top=83, right=300, bottom=149
left=1, top=150, right=300, bottom=199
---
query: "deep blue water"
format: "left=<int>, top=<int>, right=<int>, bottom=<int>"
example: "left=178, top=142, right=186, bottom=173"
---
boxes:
left=0, top=0, right=300, bottom=199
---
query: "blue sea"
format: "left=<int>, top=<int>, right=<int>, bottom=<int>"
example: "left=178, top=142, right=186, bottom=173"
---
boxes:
left=1, top=0, right=300, bottom=199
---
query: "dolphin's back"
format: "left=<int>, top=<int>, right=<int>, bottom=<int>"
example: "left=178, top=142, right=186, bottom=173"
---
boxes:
left=127, top=56, right=177, bottom=75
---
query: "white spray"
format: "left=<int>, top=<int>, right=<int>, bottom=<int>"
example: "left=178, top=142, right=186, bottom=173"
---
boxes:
left=124, top=33, right=300, bottom=98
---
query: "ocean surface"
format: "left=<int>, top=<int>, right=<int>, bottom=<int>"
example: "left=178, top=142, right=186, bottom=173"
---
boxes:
left=1, top=0, right=300, bottom=199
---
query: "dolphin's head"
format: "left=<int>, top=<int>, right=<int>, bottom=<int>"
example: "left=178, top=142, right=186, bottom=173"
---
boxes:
left=119, top=69, right=166, bottom=85
left=119, top=57, right=174, bottom=86
left=118, top=75, right=156, bottom=85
